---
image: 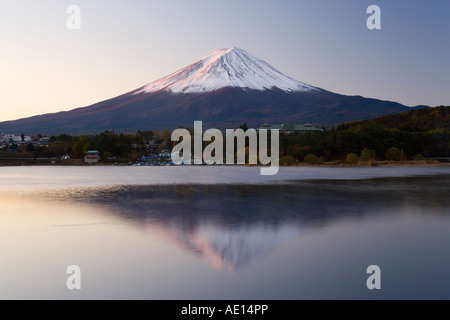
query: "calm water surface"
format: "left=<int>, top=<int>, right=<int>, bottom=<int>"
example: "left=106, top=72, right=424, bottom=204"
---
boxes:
left=0, top=166, right=449, bottom=299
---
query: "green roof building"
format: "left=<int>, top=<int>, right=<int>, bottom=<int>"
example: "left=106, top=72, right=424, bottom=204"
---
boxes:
left=257, top=123, right=323, bottom=133
left=84, top=150, right=100, bottom=164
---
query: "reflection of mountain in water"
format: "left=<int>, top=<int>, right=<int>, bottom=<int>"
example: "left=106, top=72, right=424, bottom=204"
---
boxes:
left=144, top=219, right=301, bottom=270
left=205, top=223, right=300, bottom=270
left=60, top=177, right=450, bottom=269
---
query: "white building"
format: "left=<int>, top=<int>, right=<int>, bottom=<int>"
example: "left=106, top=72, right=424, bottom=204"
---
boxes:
left=2, top=134, right=32, bottom=142
left=84, top=150, right=101, bottom=164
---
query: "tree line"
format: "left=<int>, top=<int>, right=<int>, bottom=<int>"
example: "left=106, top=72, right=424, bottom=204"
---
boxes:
left=279, top=106, right=450, bottom=164
left=5, top=106, right=450, bottom=164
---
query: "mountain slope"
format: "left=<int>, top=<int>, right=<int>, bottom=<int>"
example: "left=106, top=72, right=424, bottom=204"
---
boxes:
left=341, top=105, right=450, bottom=131
left=0, top=47, right=422, bottom=135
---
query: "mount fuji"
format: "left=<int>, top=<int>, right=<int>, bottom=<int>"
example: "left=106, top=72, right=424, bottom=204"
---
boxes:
left=0, top=47, right=422, bottom=135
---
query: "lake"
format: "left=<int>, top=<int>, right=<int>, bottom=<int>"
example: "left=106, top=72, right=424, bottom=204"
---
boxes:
left=0, top=165, right=449, bottom=299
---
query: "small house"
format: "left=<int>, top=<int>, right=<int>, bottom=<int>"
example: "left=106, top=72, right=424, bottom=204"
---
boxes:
left=84, top=150, right=100, bottom=164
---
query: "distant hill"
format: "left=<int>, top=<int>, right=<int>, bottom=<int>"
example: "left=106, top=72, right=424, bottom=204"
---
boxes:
left=276, top=106, right=450, bottom=161
left=341, top=106, right=449, bottom=132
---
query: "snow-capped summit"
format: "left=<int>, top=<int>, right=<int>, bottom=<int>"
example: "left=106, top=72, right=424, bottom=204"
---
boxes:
left=135, top=47, right=318, bottom=94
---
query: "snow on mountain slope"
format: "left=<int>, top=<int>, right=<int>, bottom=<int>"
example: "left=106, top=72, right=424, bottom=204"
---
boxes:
left=135, top=47, right=318, bottom=94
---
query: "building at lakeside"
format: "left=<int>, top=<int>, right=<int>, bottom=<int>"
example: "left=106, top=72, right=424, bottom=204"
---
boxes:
left=0, top=134, right=32, bottom=143
left=84, top=150, right=101, bottom=164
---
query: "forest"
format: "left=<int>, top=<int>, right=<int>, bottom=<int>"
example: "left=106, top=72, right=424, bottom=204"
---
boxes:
left=278, top=106, right=450, bottom=164
left=3, top=106, right=449, bottom=165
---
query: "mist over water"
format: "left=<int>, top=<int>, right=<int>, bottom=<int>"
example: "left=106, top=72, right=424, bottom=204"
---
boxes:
left=0, top=166, right=449, bottom=299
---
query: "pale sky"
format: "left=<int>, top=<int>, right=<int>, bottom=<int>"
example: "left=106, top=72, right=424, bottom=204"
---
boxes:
left=1, top=0, right=449, bottom=121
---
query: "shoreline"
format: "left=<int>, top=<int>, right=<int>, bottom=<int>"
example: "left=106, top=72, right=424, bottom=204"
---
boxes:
left=0, top=159, right=449, bottom=168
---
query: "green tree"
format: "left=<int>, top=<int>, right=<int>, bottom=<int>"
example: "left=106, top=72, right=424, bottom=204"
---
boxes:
left=72, top=136, right=91, bottom=157
left=25, top=143, right=34, bottom=152
left=154, top=129, right=160, bottom=140
left=162, top=129, right=173, bottom=149
left=103, top=151, right=113, bottom=160
left=385, top=147, right=401, bottom=161
left=346, top=153, right=359, bottom=164
left=50, top=134, right=73, bottom=143
left=304, top=154, right=322, bottom=165
left=139, top=130, right=154, bottom=143
left=280, top=155, right=295, bottom=166
left=360, top=148, right=376, bottom=162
